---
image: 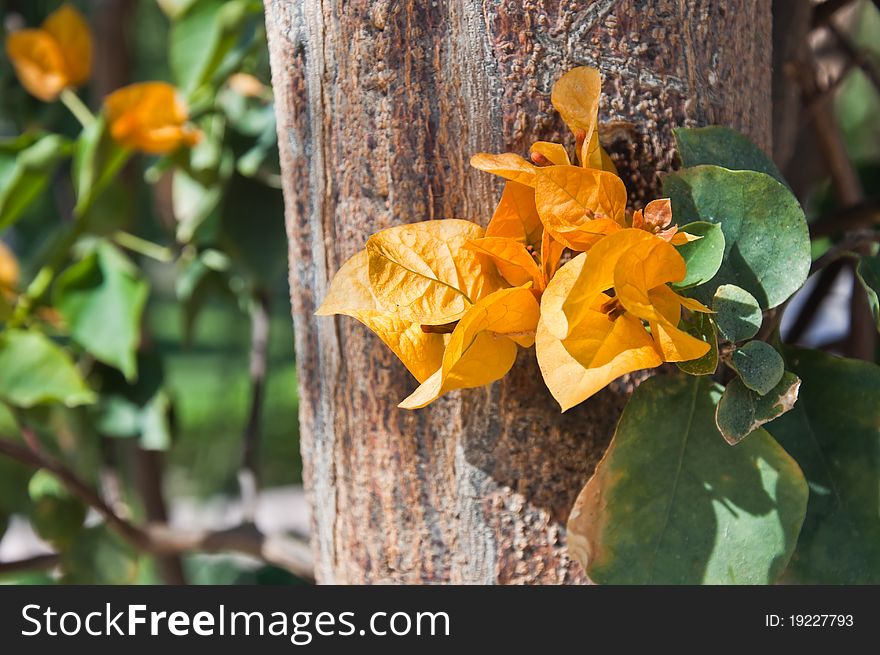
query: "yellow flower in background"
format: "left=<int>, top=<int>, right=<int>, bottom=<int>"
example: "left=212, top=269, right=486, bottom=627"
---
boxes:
left=537, top=229, right=711, bottom=411
left=5, top=4, right=92, bottom=102
left=104, top=82, right=201, bottom=154
left=0, top=240, right=20, bottom=298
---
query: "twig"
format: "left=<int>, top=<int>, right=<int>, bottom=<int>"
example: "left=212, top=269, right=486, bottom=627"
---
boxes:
left=812, top=0, right=857, bottom=29
left=240, top=291, right=271, bottom=522
left=827, top=22, right=880, bottom=94
left=0, top=436, right=315, bottom=582
left=809, top=201, right=880, bottom=239
left=0, top=553, right=61, bottom=576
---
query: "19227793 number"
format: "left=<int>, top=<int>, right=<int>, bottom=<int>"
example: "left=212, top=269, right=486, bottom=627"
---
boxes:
left=789, top=615, right=854, bottom=627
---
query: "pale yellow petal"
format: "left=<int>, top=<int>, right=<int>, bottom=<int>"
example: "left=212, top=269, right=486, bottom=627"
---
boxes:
left=470, top=152, right=536, bottom=187
left=465, top=237, right=544, bottom=289
left=366, top=219, right=503, bottom=324
left=5, top=30, right=68, bottom=101
left=536, top=317, right=661, bottom=412
left=649, top=320, right=711, bottom=363
left=485, top=181, right=542, bottom=245
left=534, top=165, right=627, bottom=251
left=559, top=229, right=655, bottom=335
left=42, top=4, right=92, bottom=86
left=317, top=250, right=445, bottom=383
left=613, top=234, right=686, bottom=322
left=551, top=66, right=601, bottom=137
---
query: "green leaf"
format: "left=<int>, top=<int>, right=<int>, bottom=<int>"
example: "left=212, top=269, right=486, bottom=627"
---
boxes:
left=71, top=118, right=131, bottom=218
left=716, top=372, right=801, bottom=445
left=27, top=469, right=87, bottom=547
left=54, top=243, right=149, bottom=381
left=61, top=525, right=140, bottom=584
left=93, top=352, right=174, bottom=451
left=676, top=312, right=719, bottom=376
left=673, top=126, right=786, bottom=185
left=664, top=166, right=810, bottom=308
left=767, top=348, right=880, bottom=584
left=712, top=284, right=762, bottom=342
left=730, top=340, right=784, bottom=395
left=567, top=375, right=807, bottom=584
left=0, top=330, right=95, bottom=408
left=671, top=221, right=725, bottom=290
left=169, top=0, right=254, bottom=96
left=855, top=255, right=880, bottom=331
left=0, top=134, right=72, bottom=231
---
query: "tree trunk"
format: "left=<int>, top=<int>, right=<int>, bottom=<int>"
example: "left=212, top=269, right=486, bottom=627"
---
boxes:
left=264, top=0, right=772, bottom=584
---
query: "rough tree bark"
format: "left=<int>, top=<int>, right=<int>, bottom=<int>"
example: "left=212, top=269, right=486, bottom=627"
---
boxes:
left=264, top=0, right=772, bottom=584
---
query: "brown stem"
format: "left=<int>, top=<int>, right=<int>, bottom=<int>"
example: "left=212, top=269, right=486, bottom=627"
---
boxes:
left=809, top=201, right=880, bottom=239
left=240, top=290, right=271, bottom=522
left=811, top=0, right=858, bottom=28
left=132, top=447, right=187, bottom=585
left=0, top=553, right=61, bottom=575
left=0, top=436, right=314, bottom=582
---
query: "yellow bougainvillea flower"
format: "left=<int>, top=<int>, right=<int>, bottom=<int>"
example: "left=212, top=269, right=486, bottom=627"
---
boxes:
left=365, top=219, right=503, bottom=324
left=550, top=66, right=616, bottom=172
left=463, top=181, right=564, bottom=292
left=105, top=82, right=201, bottom=154
left=315, top=249, right=446, bottom=383
left=5, top=4, right=93, bottom=102
left=318, top=219, right=507, bottom=402
left=0, top=240, right=20, bottom=298
left=399, top=286, right=540, bottom=409
left=631, top=198, right=696, bottom=246
left=534, top=164, right=627, bottom=251
left=537, top=228, right=711, bottom=411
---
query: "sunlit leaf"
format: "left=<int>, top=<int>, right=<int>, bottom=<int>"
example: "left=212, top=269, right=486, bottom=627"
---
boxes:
left=0, top=330, right=95, bottom=408
left=54, top=243, right=149, bottom=381
left=671, top=221, right=724, bottom=290
left=568, top=375, right=807, bottom=584
left=469, top=152, right=536, bottom=187
left=674, top=126, right=786, bottom=185
left=712, top=284, right=762, bottom=342
left=716, top=372, right=800, bottom=445
left=664, top=166, right=810, bottom=308
left=730, top=340, right=784, bottom=395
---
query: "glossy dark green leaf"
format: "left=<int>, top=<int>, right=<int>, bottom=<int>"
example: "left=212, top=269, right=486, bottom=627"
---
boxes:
left=767, top=348, right=880, bottom=583
left=671, top=221, right=725, bottom=290
left=676, top=312, right=719, bottom=376
left=567, top=375, right=807, bottom=584
left=664, top=166, right=810, bottom=308
left=730, top=340, right=784, bottom=395
left=54, top=243, right=149, bottom=381
left=673, top=126, right=786, bottom=185
left=712, top=284, right=762, bottom=342
left=855, top=255, right=880, bottom=331
left=0, top=330, right=95, bottom=408
left=716, top=372, right=801, bottom=445
left=0, top=134, right=72, bottom=230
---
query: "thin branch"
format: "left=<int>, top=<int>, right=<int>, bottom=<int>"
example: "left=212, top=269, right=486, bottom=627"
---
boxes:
left=809, top=201, right=880, bottom=239
left=827, top=22, right=880, bottom=94
left=240, top=290, right=271, bottom=522
left=0, top=553, right=61, bottom=575
left=812, top=0, right=858, bottom=29
left=0, top=436, right=314, bottom=582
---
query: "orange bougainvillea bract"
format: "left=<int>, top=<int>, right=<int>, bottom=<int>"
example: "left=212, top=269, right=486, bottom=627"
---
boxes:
left=104, top=82, right=202, bottom=154
left=317, top=66, right=710, bottom=411
left=5, top=4, right=92, bottom=102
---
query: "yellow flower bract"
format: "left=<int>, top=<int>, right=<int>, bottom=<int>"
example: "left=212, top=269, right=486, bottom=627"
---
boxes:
left=5, top=4, right=92, bottom=102
left=318, top=66, right=711, bottom=410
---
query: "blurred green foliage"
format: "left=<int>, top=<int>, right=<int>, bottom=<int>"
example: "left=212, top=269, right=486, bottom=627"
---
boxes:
left=0, top=0, right=299, bottom=584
